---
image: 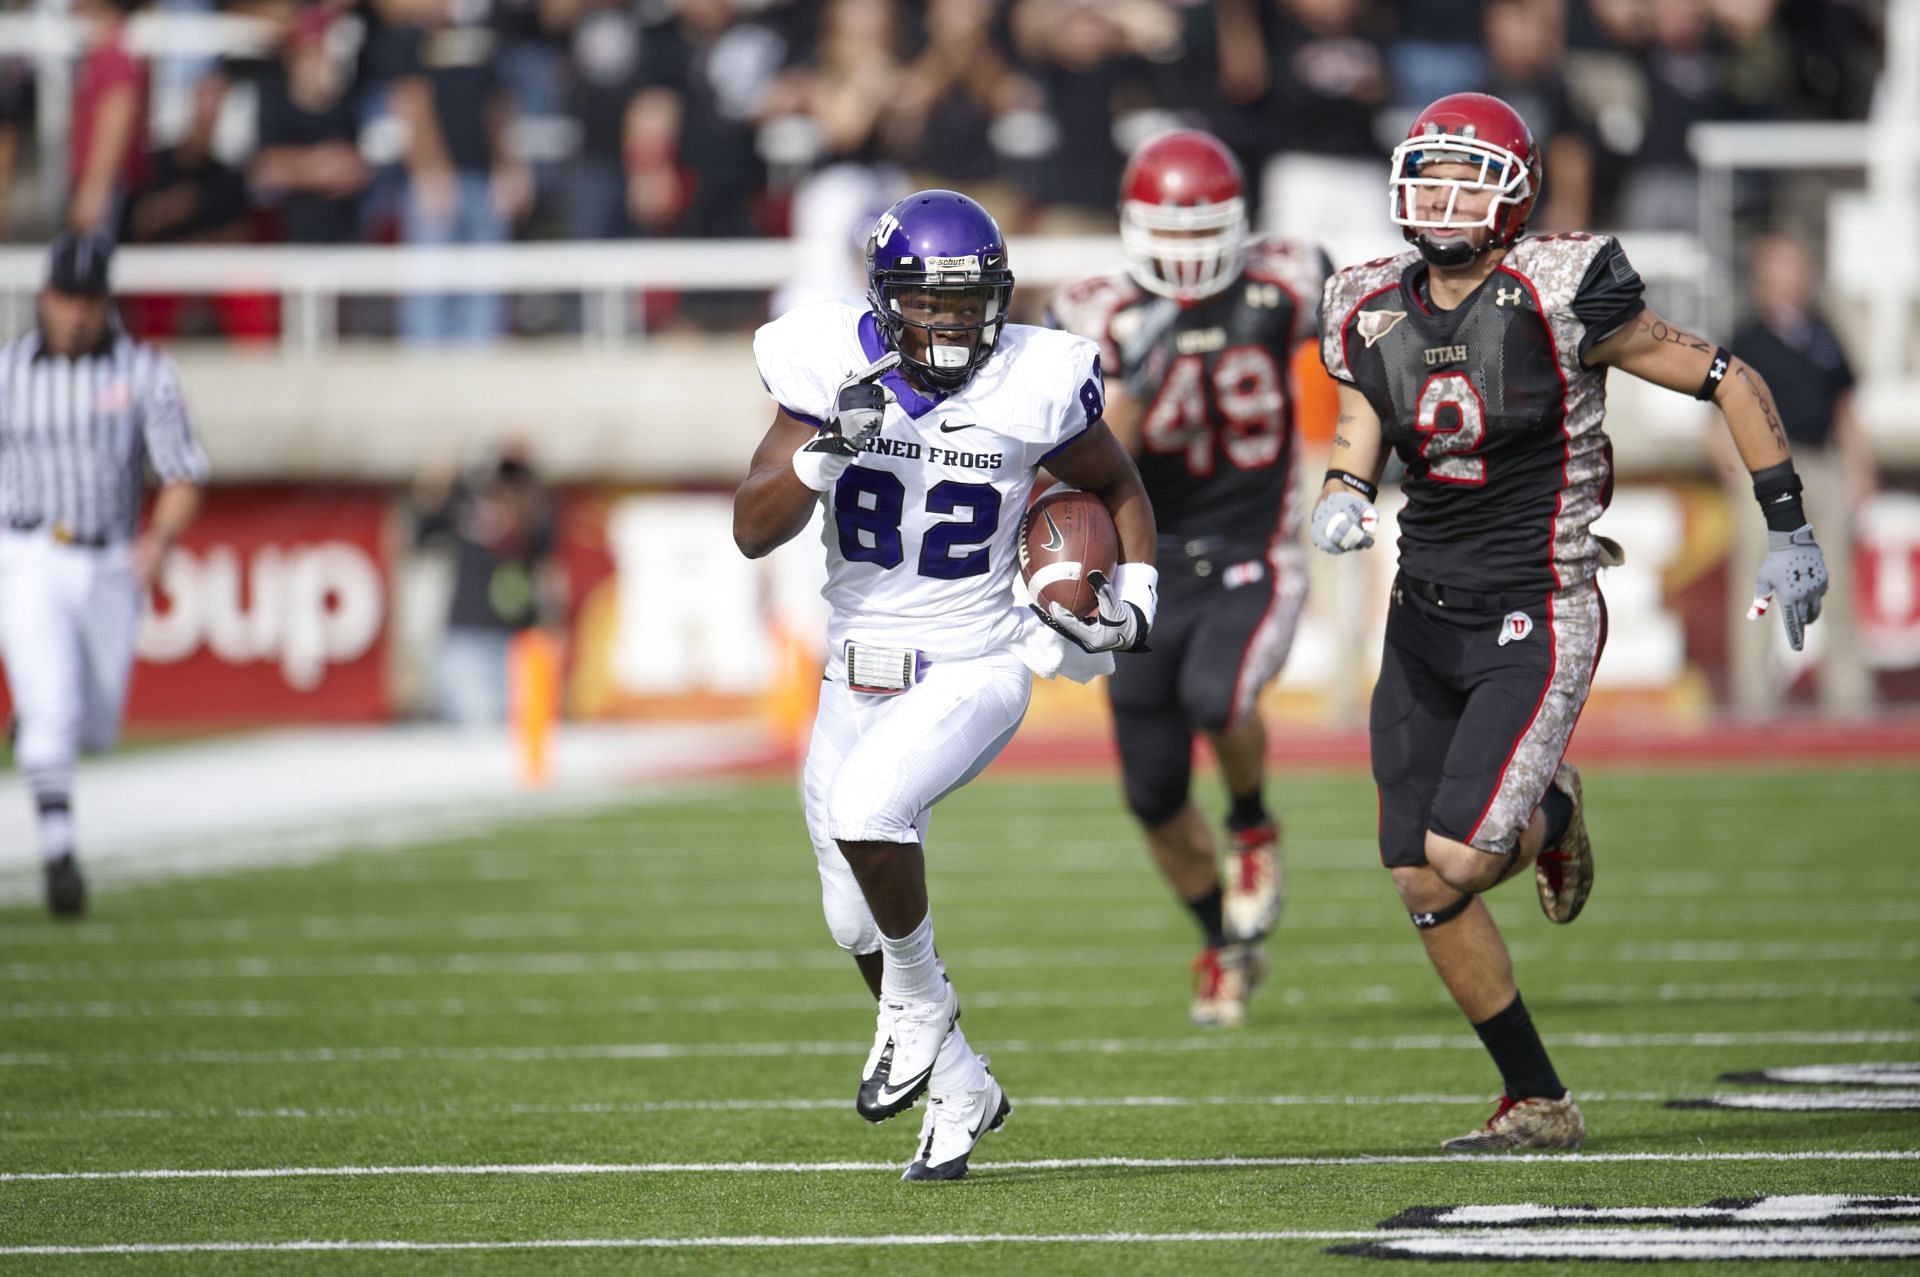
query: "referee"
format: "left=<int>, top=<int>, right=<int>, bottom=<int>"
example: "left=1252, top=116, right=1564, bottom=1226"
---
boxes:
left=0, top=231, right=208, bottom=917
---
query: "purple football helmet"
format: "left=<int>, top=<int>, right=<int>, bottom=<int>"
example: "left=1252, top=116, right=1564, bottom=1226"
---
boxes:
left=865, top=190, right=1015, bottom=390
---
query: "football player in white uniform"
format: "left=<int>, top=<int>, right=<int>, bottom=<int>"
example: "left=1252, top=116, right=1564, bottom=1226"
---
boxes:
left=734, top=190, right=1158, bottom=1180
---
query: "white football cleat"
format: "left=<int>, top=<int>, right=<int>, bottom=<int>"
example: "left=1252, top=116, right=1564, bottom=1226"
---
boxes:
left=856, top=978, right=959, bottom=1123
left=1189, top=942, right=1269, bottom=1028
left=1223, top=819, right=1285, bottom=942
left=902, top=1056, right=1011, bottom=1182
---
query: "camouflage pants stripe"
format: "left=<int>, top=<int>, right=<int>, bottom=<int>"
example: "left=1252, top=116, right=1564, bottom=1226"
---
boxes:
left=1465, top=580, right=1607, bottom=853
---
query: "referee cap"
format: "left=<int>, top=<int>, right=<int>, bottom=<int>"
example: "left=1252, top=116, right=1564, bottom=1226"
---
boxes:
left=46, top=230, right=116, bottom=298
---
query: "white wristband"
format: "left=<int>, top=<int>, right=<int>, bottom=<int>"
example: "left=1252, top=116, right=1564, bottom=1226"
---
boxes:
left=791, top=445, right=846, bottom=493
left=1113, top=561, right=1159, bottom=631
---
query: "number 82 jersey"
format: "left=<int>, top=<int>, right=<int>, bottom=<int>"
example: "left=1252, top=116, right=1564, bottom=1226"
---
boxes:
left=754, top=300, right=1106, bottom=664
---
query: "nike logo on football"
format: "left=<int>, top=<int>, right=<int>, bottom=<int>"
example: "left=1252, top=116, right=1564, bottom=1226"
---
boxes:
left=1041, top=511, right=1065, bottom=553
left=938, top=421, right=980, bottom=433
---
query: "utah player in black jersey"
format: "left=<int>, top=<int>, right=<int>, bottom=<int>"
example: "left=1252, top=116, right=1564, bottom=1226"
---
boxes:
left=1313, top=93, right=1830, bottom=1151
left=1050, top=130, right=1331, bottom=1027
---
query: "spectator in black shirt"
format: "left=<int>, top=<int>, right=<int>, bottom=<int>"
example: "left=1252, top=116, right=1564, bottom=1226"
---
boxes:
left=886, top=0, right=1031, bottom=204
left=1481, top=0, right=1592, bottom=231
left=392, top=0, right=532, bottom=344
left=251, top=10, right=371, bottom=245
left=413, top=448, right=562, bottom=727
left=1617, top=0, right=1727, bottom=231
left=625, top=0, right=789, bottom=240
left=1390, top=0, right=1488, bottom=112
left=559, top=0, right=646, bottom=240
left=1009, top=0, right=1179, bottom=229
left=1723, top=234, right=1876, bottom=713
left=1223, top=0, right=1394, bottom=246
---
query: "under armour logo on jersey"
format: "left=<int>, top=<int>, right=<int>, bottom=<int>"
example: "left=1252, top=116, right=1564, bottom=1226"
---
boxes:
left=1497, top=610, right=1535, bottom=646
left=1495, top=287, right=1526, bottom=307
left=1356, top=309, right=1408, bottom=348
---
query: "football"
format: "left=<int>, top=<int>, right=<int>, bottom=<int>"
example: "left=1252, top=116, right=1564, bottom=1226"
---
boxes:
left=1018, top=486, right=1120, bottom=622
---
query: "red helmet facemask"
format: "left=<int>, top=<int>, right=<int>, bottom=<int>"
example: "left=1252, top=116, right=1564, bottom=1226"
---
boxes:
left=1389, top=93, right=1541, bottom=268
left=1119, top=130, right=1248, bottom=303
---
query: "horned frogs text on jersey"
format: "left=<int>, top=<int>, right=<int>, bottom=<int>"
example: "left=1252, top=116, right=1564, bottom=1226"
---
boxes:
left=755, top=300, right=1105, bottom=664
left=1048, top=238, right=1330, bottom=546
left=1321, top=233, right=1645, bottom=594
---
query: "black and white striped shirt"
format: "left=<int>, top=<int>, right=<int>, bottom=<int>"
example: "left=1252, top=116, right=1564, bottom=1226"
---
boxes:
left=0, top=329, right=210, bottom=545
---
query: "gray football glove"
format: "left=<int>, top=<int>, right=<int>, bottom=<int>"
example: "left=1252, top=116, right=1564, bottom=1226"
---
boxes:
left=1310, top=490, right=1379, bottom=554
left=792, top=352, right=898, bottom=492
left=1747, top=523, right=1828, bottom=652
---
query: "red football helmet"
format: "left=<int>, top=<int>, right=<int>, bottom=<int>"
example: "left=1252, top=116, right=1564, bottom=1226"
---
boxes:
left=1119, top=129, right=1248, bottom=303
left=1389, top=93, right=1541, bottom=266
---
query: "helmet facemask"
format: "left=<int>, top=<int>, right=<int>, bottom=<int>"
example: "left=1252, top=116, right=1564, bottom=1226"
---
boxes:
left=873, top=276, right=1013, bottom=391
left=1389, top=134, right=1534, bottom=268
left=1121, top=195, right=1248, bottom=303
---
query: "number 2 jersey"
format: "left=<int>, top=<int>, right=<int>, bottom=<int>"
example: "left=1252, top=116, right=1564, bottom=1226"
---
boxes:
left=754, top=300, right=1105, bottom=663
left=1321, top=234, right=1646, bottom=595
left=1047, top=238, right=1332, bottom=547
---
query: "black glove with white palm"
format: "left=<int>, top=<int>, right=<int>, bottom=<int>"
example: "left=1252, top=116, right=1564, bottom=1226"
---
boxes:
left=1035, top=562, right=1158, bottom=654
left=792, top=351, right=899, bottom=492
left=1747, top=523, right=1829, bottom=652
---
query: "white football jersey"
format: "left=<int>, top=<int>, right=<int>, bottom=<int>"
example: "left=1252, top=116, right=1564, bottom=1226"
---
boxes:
left=754, top=301, right=1105, bottom=665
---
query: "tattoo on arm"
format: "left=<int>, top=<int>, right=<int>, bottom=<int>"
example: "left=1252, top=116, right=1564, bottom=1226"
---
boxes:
left=1734, top=363, right=1788, bottom=450
left=1639, top=316, right=1715, bottom=355
left=1333, top=413, right=1356, bottom=449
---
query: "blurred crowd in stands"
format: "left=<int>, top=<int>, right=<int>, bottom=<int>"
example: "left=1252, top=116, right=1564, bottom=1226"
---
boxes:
left=0, top=0, right=1889, bottom=340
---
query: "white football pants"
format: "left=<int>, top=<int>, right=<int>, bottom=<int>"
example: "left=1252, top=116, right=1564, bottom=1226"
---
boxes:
left=0, top=531, right=142, bottom=799
left=803, top=649, right=1031, bottom=955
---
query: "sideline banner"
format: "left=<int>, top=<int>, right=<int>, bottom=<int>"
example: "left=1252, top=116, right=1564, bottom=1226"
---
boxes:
left=132, top=484, right=393, bottom=723
left=0, top=485, right=393, bottom=727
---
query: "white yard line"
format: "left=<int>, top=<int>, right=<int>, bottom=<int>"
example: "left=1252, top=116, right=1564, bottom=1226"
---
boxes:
left=6, top=939, right=1914, bottom=983
left=4, top=981, right=1909, bottom=1023
left=4, top=1150, right=1916, bottom=1184
left=3, top=1091, right=1700, bottom=1122
left=10, top=1226, right=1920, bottom=1259
left=0, top=1232, right=1390, bottom=1256
left=2, top=1029, right=1913, bottom=1069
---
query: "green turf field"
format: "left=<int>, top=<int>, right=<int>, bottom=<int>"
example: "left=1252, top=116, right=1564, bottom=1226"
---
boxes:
left=3, top=764, right=1918, bottom=1273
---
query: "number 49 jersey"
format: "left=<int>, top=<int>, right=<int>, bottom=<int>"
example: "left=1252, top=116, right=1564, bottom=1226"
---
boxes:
left=1049, top=237, right=1331, bottom=545
left=754, top=300, right=1105, bottom=663
left=1321, top=233, right=1646, bottom=595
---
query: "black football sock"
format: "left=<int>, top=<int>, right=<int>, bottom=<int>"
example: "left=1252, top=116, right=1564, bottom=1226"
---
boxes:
left=1538, top=785, right=1574, bottom=851
left=1226, top=792, right=1270, bottom=833
left=1472, top=992, right=1564, bottom=1101
left=1185, top=885, right=1228, bottom=949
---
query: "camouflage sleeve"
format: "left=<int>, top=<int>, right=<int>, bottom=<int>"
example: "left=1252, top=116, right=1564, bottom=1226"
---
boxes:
left=1317, top=254, right=1409, bottom=386
left=1044, top=274, right=1127, bottom=374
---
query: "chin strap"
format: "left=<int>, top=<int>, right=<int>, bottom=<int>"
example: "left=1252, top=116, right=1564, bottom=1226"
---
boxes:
left=1414, top=232, right=1495, bottom=268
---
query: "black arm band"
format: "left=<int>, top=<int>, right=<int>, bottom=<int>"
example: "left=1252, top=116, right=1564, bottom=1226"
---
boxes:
left=1751, top=460, right=1807, bottom=533
left=1695, top=346, right=1734, bottom=401
left=1325, top=469, right=1378, bottom=501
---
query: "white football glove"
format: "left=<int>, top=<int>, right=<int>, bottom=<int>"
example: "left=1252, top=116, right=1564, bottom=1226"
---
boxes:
left=1747, top=523, right=1829, bottom=652
left=791, top=352, right=899, bottom=492
left=1310, top=490, right=1378, bottom=554
left=1034, top=563, right=1157, bottom=654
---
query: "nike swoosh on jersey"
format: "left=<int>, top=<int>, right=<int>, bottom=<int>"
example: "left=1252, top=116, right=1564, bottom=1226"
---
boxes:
left=938, top=421, right=980, bottom=433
